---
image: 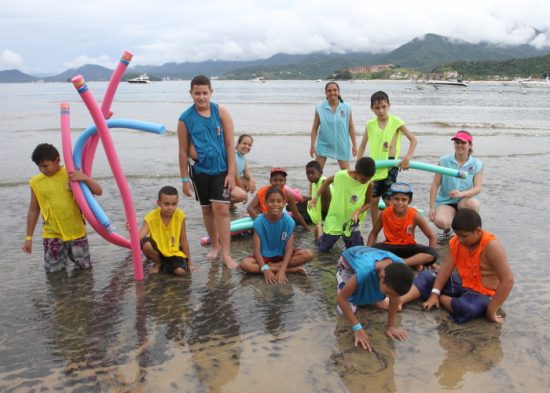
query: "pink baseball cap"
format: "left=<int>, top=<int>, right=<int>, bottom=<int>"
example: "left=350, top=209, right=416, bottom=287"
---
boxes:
left=451, top=130, right=473, bottom=143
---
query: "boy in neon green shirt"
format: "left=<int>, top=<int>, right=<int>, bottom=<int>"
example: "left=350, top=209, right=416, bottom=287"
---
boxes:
left=23, top=143, right=102, bottom=273
left=311, top=157, right=375, bottom=252
left=139, top=186, right=193, bottom=276
left=357, top=91, right=417, bottom=227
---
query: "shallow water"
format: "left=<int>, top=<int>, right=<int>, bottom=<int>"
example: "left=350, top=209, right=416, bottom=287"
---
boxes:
left=0, top=80, right=549, bottom=392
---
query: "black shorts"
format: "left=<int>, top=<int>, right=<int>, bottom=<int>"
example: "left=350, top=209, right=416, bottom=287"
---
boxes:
left=141, top=237, right=189, bottom=274
left=372, top=166, right=399, bottom=198
left=191, top=170, right=230, bottom=206
left=371, top=243, right=438, bottom=264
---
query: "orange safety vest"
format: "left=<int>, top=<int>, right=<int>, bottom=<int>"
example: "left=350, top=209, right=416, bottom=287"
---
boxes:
left=449, top=230, right=496, bottom=297
left=382, top=205, right=417, bottom=245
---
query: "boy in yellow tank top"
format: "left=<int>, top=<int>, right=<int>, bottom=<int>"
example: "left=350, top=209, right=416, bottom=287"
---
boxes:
left=22, top=143, right=102, bottom=273
left=357, top=91, right=417, bottom=227
left=139, top=186, right=192, bottom=276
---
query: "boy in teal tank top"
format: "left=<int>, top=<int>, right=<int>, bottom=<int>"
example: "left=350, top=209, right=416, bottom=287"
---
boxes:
left=357, top=91, right=417, bottom=227
left=310, top=157, right=375, bottom=252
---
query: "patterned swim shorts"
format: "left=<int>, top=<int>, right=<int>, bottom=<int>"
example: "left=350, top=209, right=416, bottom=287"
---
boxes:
left=43, top=236, right=92, bottom=273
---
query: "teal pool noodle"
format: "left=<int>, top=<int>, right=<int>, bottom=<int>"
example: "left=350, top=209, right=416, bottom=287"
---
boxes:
left=375, top=160, right=468, bottom=179
left=230, top=217, right=254, bottom=232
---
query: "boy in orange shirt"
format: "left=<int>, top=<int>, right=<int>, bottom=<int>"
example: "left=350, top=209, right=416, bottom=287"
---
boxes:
left=400, top=209, right=514, bottom=323
left=367, top=182, right=437, bottom=268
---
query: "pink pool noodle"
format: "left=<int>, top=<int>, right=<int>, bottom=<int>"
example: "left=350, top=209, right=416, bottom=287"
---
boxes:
left=72, top=75, right=143, bottom=281
left=82, top=51, right=133, bottom=176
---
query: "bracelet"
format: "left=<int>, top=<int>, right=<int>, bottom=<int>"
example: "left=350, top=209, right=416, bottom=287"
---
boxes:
left=431, top=288, right=441, bottom=296
left=352, top=323, right=363, bottom=332
left=181, top=177, right=190, bottom=183
left=261, top=264, right=270, bottom=272
left=25, top=236, right=32, bottom=241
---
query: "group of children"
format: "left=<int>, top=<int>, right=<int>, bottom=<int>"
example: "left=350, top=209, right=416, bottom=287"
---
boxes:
left=23, top=75, right=514, bottom=351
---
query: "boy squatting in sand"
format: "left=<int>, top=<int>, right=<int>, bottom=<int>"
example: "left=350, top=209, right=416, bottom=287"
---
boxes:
left=336, top=246, right=414, bottom=351
left=400, top=209, right=514, bottom=324
left=139, top=186, right=193, bottom=276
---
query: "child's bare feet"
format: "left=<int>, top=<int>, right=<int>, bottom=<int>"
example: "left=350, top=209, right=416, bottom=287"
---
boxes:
left=150, top=264, right=160, bottom=274
left=207, top=247, right=220, bottom=260
left=221, top=254, right=239, bottom=269
left=287, top=266, right=308, bottom=276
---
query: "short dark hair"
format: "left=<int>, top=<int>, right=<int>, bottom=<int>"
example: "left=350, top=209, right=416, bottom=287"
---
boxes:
left=31, top=143, right=59, bottom=165
left=190, top=75, right=211, bottom=90
left=265, top=186, right=285, bottom=202
left=371, top=90, right=390, bottom=107
left=355, top=157, right=375, bottom=177
left=237, top=134, right=253, bottom=145
left=384, top=262, right=414, bottom=296
left=451, top=208, right=482, bottom=232
left=158, top=185, right=178, bottom=200
left=306, top=160, right=322, bottom=172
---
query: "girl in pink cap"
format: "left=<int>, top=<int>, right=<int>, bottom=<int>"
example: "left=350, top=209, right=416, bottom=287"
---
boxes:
left=429, top=130, right=484, bottom=238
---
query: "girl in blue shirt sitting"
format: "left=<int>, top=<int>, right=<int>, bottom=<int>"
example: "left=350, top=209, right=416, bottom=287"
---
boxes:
left=240, top=186, right=314, bottom=283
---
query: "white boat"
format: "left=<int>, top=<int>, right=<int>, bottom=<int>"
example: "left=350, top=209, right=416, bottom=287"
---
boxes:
left=128, top=74, right=150, bottom=84
left=502, top=77, right=531, bottom=87
left=250, top=76, right=266, bottom=83
left=415, top=79, right=468, bottom=89
left=521, top=77, right=550, bottom=88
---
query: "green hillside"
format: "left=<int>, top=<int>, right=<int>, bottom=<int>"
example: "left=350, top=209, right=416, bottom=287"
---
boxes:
left=433, top=54, right=550, bottom=78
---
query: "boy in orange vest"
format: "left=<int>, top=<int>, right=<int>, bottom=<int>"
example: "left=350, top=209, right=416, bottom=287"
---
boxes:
left=400, top=209, right=514, bottom=323
left=367, top=182, right=438, bottom=269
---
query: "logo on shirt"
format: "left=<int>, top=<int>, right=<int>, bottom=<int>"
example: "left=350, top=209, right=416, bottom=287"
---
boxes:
left=281, top=232, right=288, bottom=241
left=383, top=141, right=389, bottom=152
left=340, top=110, right=345, bottom=118
left=350, top=194, right=359, bottom=204
left=468, top=165, right=474, bottom=174
left=406, top=225, right=413, bottom=234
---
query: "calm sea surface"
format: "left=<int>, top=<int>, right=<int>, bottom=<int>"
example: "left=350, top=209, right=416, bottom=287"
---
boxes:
left=0, top=80, right=549, bottom=392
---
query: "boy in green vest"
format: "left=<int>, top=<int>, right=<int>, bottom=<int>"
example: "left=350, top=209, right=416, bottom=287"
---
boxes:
left=23, top=143, right=102, bottom=273
left=357, top=91, right=417, bottom=227
left=311, top=157, right=375, bottom=252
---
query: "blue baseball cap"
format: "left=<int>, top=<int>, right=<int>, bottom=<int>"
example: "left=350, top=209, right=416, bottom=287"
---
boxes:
left=390, top=182, right=413, bottom=196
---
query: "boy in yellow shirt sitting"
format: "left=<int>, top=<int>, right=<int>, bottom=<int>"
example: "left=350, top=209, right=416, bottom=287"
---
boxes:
left=139, top=186, right=193, bottom=275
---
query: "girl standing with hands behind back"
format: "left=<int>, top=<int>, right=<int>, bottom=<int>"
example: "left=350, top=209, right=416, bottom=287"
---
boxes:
left=310, top=82, right=357, bottom=170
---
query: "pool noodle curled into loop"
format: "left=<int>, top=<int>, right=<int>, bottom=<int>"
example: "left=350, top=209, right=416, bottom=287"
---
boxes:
left=73, top=119, right=166, bottom=233
left=71, top=74, right=144, bottom=281
left=60, top=104, right=131, bottom=248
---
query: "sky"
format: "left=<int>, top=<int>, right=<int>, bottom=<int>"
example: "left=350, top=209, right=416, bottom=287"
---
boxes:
left=1, top=0, right=549, bottom=75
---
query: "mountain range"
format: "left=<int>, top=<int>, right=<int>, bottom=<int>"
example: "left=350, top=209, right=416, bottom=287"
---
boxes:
left=1, top=33, right=549, bottom=83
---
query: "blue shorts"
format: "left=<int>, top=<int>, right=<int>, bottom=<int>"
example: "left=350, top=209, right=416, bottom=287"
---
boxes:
left=413, top=270, right=491, bottom=323
left=318, top=231, right=363, bottom=253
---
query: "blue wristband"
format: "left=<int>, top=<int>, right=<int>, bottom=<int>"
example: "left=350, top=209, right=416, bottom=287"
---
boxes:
left=181, top=177, right=190, bottom=183
left=352, top=323, right=363, bottom=332
left=261, top=264, right=270, bottom=272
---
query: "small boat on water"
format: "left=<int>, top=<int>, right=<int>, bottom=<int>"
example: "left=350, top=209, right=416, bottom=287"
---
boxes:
left=415, top=79, right=468, bottom=89
left=127, top=74, right=150, bottom=84
left=502, top=77, right=531, bottom=87
left=250, top=76, right=266, bottom=83
left=520, top=77, right=550, bottom=88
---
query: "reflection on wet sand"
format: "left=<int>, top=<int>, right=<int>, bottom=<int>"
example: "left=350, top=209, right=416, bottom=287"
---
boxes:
left=331, top=309, right=397, bottom=393
left=435, top=320, right=504, bottom=389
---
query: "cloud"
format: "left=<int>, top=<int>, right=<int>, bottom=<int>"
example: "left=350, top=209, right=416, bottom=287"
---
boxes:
left=0, top=49, right=25, bottom=71
left=62, top=54, right=115, bottom=70
left=1, top=0, right=549, bottom=72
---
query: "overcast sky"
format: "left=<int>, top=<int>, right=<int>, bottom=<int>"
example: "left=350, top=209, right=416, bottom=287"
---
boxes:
left=1, top=0, right=549, bottom=74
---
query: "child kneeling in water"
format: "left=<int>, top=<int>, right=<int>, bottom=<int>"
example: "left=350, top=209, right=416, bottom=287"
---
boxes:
left=240, top=186, right=314, bottom=283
